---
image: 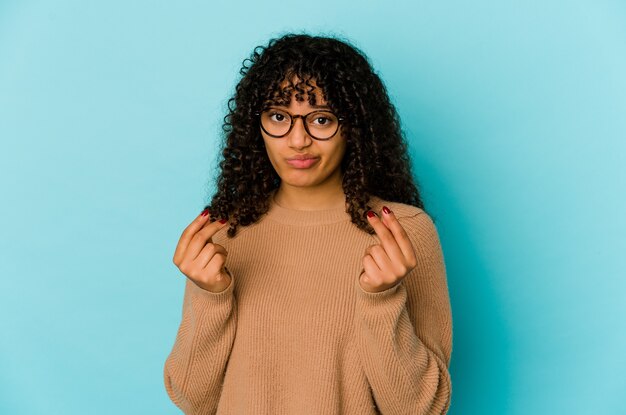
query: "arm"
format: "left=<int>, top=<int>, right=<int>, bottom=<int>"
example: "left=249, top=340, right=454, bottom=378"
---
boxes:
left=163, top=270, right=237, bottom=415
left=354, top=212, right=453, bottom=414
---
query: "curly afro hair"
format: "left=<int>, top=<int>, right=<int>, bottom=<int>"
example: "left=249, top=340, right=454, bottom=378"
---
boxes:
left=204, top=32, right=426, bottom=237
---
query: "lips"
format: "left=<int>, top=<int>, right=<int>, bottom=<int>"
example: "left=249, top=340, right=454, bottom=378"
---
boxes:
left=286, top=155, right=318, bottom=161
left=286, top=157, right=320, bottom=169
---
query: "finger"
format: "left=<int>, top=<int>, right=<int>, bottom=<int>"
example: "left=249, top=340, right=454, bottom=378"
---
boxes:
left=201, top=250, right=228, bottom=281
left=366, top=209, right=406, bottom=267
left=193, top=242, right=228, bottom=270
left=364, top=244, right=394, bottom=276
left=186, top=216, right=229, bottom=262
left=362, top=254, right=383, bottom=284
left=379, top=206, right=417, bottom=264
left=173, top=208, right=211, bottom=265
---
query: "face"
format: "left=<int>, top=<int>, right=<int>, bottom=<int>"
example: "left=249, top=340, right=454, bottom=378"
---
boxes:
left=260, top=80, right=347, bottom=190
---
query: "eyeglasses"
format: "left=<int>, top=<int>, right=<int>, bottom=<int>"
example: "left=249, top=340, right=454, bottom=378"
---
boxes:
left=255, top=107, right=344, bottom=141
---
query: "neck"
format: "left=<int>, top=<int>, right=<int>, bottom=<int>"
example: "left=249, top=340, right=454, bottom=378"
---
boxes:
left=273, top=177, right=345, bottom=211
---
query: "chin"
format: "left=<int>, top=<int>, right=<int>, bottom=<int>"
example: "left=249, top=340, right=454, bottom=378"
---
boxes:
left=282, top=175, right=318, bottom=187
left=281, top=170, right=327, bottom=186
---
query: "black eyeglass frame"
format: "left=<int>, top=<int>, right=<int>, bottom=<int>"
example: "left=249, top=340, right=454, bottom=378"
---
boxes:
left=255, top=107, right=345, bottom=141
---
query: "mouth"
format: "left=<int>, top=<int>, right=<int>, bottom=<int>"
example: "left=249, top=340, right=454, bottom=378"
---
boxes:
left=286, top=154, right=319, bottom=161
left=285, top=157, right=320, bottom=169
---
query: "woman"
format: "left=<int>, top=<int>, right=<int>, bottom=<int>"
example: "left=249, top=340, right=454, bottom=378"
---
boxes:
left=164, top=33, right=453, bottom=415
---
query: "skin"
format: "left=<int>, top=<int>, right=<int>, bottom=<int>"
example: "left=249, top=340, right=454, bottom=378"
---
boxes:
left=172, top=210, right=231, bottom=293
left=172, top=78, right=419, bottom=294
left=261, top=79, right=348, bottom=211
left=361, top=208, right=419, bottom=293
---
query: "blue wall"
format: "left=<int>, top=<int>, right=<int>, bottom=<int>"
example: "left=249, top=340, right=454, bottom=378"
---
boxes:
left=1, top=1, right=624, bottom=413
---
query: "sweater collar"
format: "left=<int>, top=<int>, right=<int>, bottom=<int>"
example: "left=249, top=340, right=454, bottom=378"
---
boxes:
left=265, top=190, right=353, bottom=226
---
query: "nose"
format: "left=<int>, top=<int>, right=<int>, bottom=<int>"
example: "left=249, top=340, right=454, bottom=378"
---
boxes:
left=287, top=116, right=312, bottom=148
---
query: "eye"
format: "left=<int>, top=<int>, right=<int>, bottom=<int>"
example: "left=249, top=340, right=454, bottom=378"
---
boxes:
left=308, top=112, right=338, bottom=127
left=313, top=116, right=330, bottom=125
left=269, top=112, right=287, bottom=122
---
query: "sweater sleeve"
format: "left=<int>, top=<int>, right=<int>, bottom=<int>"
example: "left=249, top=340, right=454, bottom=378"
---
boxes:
left=354, top=212, right=453, bottom=415
left=163, top=269, right=237, bottom=415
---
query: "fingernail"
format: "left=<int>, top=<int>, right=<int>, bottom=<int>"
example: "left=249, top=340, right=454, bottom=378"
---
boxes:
left=200, top=208, right=209, bottom=217
left=219, top=218, right=228, bottom=224
left=382, top=206, right=391, bottom=215
left=366, top=210, right=376, bottom=218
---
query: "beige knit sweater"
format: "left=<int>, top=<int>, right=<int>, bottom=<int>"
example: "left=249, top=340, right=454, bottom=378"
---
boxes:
left=163, top=193, right=453, bottom=414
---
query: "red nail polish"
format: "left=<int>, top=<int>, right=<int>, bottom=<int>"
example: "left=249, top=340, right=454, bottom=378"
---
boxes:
left=200, top=208, right=209, bottom=217
left=219, top=218, right=228, bottom=224
left=366, top=210, right=376, bottom=218
left=382, top=206, right=391, bottom=215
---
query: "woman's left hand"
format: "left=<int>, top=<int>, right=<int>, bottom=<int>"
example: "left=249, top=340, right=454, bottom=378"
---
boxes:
left=359, top=206, right=418, bottom=293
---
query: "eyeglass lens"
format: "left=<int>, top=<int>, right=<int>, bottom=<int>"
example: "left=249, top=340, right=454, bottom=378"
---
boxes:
left=260, top=108, right=339, bottom=139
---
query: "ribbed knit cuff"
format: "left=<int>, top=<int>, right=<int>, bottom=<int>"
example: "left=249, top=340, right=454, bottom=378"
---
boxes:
left=354, top=276, right=405, bottom=306
left=187, top=270, right=235, bottom=306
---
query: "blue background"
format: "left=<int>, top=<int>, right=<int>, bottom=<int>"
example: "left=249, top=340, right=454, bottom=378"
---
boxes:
left=1, top=1, right=625, bottom=414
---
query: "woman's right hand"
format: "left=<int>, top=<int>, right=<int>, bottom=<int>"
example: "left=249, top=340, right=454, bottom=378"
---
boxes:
left=173, top=208, right=231, bottom=293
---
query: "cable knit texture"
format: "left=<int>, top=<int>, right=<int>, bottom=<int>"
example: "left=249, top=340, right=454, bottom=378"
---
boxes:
left=163, top=192, right=453, bottom=414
